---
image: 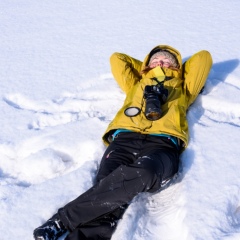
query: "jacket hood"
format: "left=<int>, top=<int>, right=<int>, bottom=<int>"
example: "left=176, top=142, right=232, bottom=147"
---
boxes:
left=142, top=45, right=182, bottom=70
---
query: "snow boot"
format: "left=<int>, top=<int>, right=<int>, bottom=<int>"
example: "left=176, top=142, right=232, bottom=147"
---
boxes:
left=33, top=213, right=67, bottom=240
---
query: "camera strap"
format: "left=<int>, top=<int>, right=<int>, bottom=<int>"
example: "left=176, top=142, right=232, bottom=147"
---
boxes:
left=151, top=76, right=172, bottom=85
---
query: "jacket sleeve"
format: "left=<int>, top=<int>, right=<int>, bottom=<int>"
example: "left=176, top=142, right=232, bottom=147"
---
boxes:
left=110, top=52, right=142, bottom=93
left=183, top=50, right=213, bottom=106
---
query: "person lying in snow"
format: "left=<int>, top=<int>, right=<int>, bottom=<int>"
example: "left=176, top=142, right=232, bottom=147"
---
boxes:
left=33, top=45, right=212, bottom=240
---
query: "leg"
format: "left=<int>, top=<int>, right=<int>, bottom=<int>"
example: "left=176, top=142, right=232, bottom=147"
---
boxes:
left=34, top=133, right=179, bottom=240
left=58, top=135, right=179, bottom=232
left=65, top=206, right=127, bottom=240
left=95, top=139, right=136, bottom=183
left=62, top=140, right=133, bottom=239
left=33, top=136, right=135, bottom=240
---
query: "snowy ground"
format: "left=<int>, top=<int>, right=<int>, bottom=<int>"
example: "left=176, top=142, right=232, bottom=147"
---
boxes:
left=0, top=0, right=240, bottom=239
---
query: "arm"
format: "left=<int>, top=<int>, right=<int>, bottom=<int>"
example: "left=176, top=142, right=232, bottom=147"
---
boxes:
left=183, top=50, right=213, bottom=106
left=110, top=52, right=142, bottom=93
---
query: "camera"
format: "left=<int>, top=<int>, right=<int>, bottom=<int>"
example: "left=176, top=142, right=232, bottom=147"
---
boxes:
left=143, top=84, right=168, bottom=120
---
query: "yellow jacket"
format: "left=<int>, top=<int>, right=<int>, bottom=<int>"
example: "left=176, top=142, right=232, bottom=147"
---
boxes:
left=102, top=45, right=212, bottom=149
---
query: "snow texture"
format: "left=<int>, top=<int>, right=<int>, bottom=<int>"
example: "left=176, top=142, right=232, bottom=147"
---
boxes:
left=0, top=0, right=240, bottom=239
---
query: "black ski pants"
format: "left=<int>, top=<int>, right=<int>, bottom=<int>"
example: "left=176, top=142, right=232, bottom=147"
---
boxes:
left=58, top=132, right=180, bottom=240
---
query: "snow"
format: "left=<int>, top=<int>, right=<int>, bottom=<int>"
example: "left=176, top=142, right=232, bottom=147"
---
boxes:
left=0, top=0, right=240, bottom=239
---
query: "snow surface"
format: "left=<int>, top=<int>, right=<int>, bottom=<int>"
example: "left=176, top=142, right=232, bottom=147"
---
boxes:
left=0, top=0, right=240, bottom=239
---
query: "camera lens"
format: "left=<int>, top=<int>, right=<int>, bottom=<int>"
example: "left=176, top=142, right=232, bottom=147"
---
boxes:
left=145, top=97, right=162, bottom=120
